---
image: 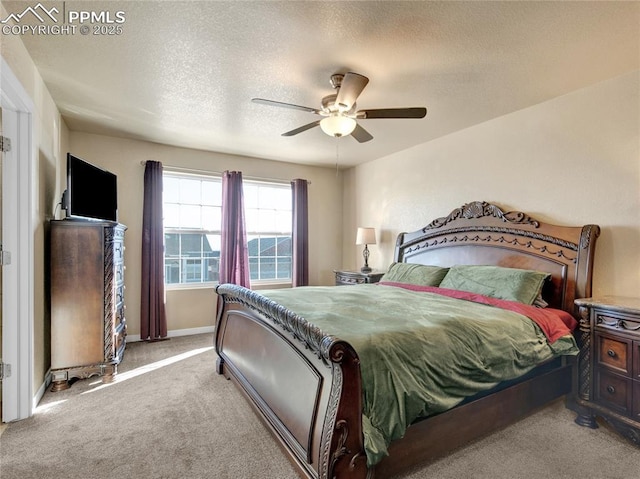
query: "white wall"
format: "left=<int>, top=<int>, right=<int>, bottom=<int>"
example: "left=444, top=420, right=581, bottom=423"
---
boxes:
left=343, top=71, right=640, bottom=298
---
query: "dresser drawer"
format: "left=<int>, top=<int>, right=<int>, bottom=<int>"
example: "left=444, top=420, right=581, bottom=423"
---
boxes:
left=114, top=326, right=126, bottom=362
left=595, top=332, right=632, bottom=376
left=116, top=303, right=125, bottom=328
left=113, top=239, right=125, bottom=264
left=115, top=261, right=125, bottom=284
left=595, top=369, right=633, bottom=415
left=116, top=284, right=125, bottom=306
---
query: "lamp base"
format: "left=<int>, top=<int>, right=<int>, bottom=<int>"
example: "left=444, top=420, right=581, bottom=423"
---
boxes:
left=360, top=266, right=372, bottom=273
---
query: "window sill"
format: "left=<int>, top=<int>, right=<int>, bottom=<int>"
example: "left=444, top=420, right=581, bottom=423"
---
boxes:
left=252, top=281, right=292, bottom=291
left=165, top=281, right=292, bottom=292
left=165, top=282, right=216, bottom=291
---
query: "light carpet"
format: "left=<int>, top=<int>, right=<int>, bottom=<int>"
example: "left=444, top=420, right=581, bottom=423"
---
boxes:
left=1, top=334, right=638, bottom=478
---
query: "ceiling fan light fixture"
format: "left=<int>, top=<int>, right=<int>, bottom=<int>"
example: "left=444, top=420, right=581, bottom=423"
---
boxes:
left=255, top=71, right=425, bottom=143
left=320, top=115, right=357, bottom=138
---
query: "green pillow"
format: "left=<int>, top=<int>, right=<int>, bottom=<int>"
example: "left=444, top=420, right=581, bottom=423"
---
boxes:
left=439, top=265, right=550, bottom=305
left=380, top=263, right=449, bottom=287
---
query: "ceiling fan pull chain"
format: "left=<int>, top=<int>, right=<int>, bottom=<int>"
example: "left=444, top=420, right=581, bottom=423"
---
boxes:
left=335, top=137, right=340, bottom=177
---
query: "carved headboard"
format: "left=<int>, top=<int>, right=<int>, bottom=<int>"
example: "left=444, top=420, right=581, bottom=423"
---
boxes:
left=394, top=201, right=600, bottom=314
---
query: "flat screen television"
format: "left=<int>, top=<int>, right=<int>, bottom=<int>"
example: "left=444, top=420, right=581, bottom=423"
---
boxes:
left=64, top=153, right=118, bottom=222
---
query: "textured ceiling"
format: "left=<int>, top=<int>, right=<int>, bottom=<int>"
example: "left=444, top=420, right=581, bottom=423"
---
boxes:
left=2, top=1, right=639, bottom=167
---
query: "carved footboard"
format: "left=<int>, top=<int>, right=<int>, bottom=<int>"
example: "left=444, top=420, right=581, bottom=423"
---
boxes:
left=215, top=284, right=369, bottom=479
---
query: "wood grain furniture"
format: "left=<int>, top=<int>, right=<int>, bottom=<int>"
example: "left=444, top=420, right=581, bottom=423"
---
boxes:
left=50, top=220, right=127, bottom=391
left=573, top=296, right=640, bottom=445
left=334, top=269, right=384, bottom=286
left=215, top=201, right=599, bottom=479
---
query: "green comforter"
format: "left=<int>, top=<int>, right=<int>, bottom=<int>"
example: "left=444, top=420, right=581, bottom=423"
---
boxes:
left=258, top=284, right=578, bottom=466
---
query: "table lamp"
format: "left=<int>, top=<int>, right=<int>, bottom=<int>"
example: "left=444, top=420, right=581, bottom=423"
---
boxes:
left=355, top=227, right=376, bottom=273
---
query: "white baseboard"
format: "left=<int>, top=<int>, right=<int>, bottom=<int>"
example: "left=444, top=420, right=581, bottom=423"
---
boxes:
left=126, top=326, right=215, bottom=343
left=33, top=369, right=52, bottom=409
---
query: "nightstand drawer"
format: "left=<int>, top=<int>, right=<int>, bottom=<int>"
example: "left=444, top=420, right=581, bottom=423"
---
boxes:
left=595, top=369, right=633, bottom=415
left=634, top=341, right=640, bottom=380
left=596, top=333, right=632, bottom=376
left=336, top=272, right=367, bottom=285
left=634, top=381, right=640, bottom=421
left=631, top=381, right=640, bottom=421
left=334, top=270, right=384, bottom=286
left=594, top=307, right=640, bottom=332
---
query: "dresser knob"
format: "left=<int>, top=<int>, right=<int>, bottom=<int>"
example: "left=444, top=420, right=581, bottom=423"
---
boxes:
left=607, top=349, right=616, bottom=358
left=606, top=385, right=616, bottom=394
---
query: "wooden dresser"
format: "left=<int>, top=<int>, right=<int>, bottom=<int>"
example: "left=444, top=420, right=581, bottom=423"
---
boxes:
left=50, top=220, right=127, bottom=391
left=574, top=296, right=640, bottom=445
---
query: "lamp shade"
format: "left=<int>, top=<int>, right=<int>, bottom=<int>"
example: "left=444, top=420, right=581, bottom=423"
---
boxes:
left=320, top=115, right=357, bottom=138
left=356, top=227, right=376, bottom=245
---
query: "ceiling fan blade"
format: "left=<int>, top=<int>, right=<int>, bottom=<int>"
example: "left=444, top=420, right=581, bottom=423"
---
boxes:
left=351, top=123, right=373, bottom=143
left=282, top=120, right=321, bottom=137
left=335, top=72, right=369, bottom=111
left=252, top=98, right=320, bottom=114
left=357, top=107, right=427, bottom=119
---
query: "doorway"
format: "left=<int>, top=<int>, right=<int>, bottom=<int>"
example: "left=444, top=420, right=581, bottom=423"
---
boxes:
left=1, top=57, right=35, bottom=422
left=1, top=106, right=4, bottom=425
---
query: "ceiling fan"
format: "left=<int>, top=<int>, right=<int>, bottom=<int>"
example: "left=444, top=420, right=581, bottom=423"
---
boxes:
left=252, top=72, right=427, bottom=143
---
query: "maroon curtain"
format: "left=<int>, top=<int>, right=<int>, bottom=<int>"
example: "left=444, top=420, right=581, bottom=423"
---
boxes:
left=140, top=161, right=168, bottom=340
left=291, top=179, right=309, bottom=287
left=219, top=171, right=250, bottom=287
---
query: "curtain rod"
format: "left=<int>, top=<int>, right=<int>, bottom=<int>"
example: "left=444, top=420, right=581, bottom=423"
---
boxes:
left=139, top=161, right=310, bottom=185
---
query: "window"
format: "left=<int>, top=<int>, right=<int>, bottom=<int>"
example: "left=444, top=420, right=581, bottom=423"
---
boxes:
left=163, top=172, right=292, bottom=286
left=244, top=182, right=292, bottom=281
left=163, top=174, right=221, bottom=285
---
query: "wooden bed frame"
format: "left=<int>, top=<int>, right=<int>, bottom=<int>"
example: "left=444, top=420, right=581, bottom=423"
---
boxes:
left=214, top=201, right=600, bottom=479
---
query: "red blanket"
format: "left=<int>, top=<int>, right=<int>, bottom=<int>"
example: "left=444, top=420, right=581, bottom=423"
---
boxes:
left=378, top=281, right=577, bottom=343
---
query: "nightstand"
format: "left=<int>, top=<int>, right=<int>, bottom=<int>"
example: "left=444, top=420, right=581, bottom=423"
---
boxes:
left=334, top=269, right=384, bottom=286
left=574, top=296, right=640, bottom=446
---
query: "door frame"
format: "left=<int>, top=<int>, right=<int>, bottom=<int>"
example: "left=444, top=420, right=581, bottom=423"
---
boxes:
left=1, top=56, right=35, bottom=422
